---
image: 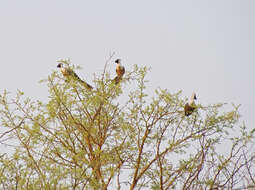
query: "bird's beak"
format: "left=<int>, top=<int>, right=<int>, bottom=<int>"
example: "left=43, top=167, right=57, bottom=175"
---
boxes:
left=57, top=63, right=62, bottom=68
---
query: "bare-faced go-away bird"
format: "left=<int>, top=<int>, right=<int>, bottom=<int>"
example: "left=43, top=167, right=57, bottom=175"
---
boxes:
left=57, top=63, right=93, bottom=90
left=113, top=59, right=125, bottom=84
left=184, top=92, right=197, bottom=116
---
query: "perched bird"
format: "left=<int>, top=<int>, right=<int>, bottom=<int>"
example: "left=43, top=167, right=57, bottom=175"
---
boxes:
left=57, top=63, right=93, bottom=90
left=113, top=59, right=125, bottom=84
left=184, top=92, right=197, bottom=116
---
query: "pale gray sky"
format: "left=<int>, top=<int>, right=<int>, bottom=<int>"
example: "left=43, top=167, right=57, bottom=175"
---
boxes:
left=0, top=0, right=254, bottom=128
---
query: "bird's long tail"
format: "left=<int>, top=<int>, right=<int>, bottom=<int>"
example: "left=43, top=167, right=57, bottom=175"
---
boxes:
left=78, top=78, right=93, bottom=90
left=113, top=75, right=123, bottom=85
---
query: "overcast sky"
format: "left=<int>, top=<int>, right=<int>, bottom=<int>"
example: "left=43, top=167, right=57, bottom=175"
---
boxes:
left=0, top=0, right=254, bottom=129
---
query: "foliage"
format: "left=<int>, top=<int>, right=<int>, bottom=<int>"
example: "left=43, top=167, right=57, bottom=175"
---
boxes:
left=0, top=59, right=254, bottom=190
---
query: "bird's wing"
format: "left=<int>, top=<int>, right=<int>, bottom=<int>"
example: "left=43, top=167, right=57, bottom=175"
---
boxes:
left=121, top=66, right=125, bottom=75
left=184, top=103, right=196, bottom=116
left=184, top=103, right=189, bottom=116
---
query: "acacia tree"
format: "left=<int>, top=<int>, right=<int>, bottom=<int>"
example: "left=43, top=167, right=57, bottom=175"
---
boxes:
left=0, top=58, right=254, bottom=190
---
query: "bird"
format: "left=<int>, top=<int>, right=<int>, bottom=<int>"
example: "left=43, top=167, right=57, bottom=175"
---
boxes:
left=113, top=59, right=125, bottom=84
left=184, top=92, right=197, bottom=116
left=57, top=63, right=93, bottom=90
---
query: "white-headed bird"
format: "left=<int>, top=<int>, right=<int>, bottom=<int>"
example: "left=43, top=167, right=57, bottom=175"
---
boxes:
left=184, top=92, right=197, bottom=116
left=57, top=63, right=93, bottom=90
left=113, top=59, right=125, bottom=84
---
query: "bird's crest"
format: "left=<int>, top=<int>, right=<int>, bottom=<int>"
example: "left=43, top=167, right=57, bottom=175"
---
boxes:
left=57, top=63, right=63, bottom=68
left=191, top=92, right=197, bottom=100
left=115, top=59, right=121, bottom=64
